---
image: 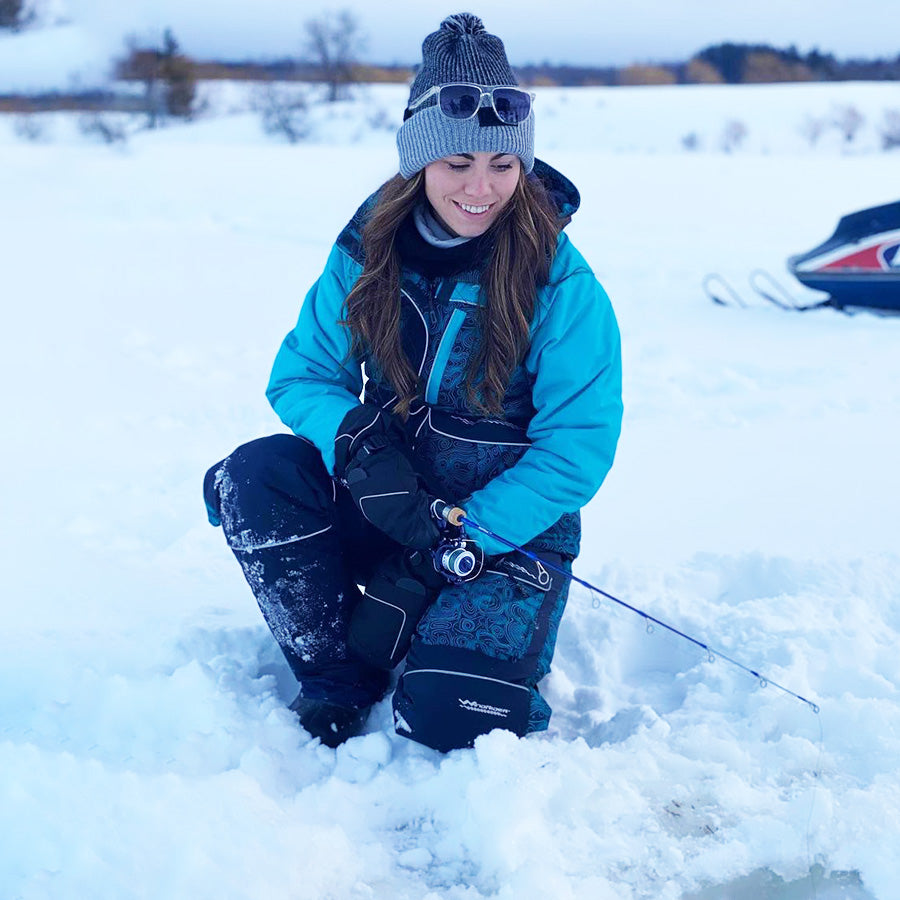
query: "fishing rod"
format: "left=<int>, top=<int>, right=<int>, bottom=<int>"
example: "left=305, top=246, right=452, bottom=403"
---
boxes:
left=441, top=508, right=820, bottom=714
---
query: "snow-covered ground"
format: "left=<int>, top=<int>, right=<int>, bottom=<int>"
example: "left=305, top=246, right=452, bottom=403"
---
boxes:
left=2, top=79, right=899, bottom=900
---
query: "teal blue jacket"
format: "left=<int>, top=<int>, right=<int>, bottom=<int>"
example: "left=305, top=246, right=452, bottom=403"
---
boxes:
left=267, top=162, right=622, bottom=557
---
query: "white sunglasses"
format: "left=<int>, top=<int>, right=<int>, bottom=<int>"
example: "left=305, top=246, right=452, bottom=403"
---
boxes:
left=407, top=83, right=535, bottom=125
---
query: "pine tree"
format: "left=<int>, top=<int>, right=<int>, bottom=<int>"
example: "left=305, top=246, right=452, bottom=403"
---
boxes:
left=159, top=29, right=197, bottom=119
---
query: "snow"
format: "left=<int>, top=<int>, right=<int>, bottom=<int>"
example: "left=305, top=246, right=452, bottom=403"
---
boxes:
left=2, top=80, right=899, bottom=899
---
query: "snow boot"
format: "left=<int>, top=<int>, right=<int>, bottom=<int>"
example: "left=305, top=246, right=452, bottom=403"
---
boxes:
left=289, top=694, right=370, bottom=748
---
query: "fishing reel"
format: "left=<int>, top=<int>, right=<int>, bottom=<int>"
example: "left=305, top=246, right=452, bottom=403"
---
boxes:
left=434, top=538, right=481, bottom=581
left=430, top=500, right=484, bottom=583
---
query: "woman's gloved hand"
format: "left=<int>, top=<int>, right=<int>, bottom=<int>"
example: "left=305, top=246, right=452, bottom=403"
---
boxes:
left=334, top=405, right=441, bottom=550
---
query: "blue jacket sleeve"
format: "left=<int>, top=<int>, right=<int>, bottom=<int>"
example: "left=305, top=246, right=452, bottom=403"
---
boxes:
left=266, top=244, right=364, bottom=473
left=464, top=247, right=623, bottom=556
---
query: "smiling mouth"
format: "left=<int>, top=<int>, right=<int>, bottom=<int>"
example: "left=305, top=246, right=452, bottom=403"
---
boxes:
left=454, top=201, right=493, bottom=215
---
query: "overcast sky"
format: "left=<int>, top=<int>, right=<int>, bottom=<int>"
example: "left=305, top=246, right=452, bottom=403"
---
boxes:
left=61, top=0, right=898, bottom=67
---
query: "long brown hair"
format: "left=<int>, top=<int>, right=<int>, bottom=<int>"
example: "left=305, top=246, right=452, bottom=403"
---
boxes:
left=342, top=167, right=562, bottom=417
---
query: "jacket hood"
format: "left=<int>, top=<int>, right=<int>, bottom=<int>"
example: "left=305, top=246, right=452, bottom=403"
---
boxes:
left=336, top=159, right=581, bottom=266
left=531, top=158, right=580, bottom=221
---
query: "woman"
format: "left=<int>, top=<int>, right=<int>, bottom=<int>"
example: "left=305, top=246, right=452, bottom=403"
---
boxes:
left=204, top=13, right=622, bottom=752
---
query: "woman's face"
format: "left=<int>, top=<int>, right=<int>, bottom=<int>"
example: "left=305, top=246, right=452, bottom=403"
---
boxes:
left=423, top=152, right=521, bottom=237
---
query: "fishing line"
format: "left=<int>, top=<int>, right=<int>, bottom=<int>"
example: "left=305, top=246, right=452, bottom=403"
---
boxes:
left=459, top=514, right=821, bottom=715
left=455, top=514, right=827, bottom=895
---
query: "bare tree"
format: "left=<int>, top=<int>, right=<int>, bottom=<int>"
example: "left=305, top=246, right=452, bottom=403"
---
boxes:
left=303, top=9, right=366, bottom=102
left=880, top=109, right=900, bottom=151
left=799, top=114, right=827, bottom=148
left=258, top=84, right=310, bottom=143
left=78, top=113, right=129, bottom=146
left=831, top=104, right=865, bottom=144
left=720, top=119, right=749, bottom=153
left=13, top=113, right=49, bottom=142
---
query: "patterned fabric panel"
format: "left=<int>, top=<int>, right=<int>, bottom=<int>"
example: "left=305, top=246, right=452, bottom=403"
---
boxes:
left=528, top=691, right=552, bottom=733
left=531, top=511, right=581, bottom=559
left=417, top=553, right=571, bottom=669
left=411, top=411, right=529, bottom=499
left=418, top=570, right=543, bottom=662
left=410, top=551, right=572, bottom=736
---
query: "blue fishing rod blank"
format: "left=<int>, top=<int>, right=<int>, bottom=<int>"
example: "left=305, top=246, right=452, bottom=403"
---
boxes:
left=459, top=514, right=820, bottom=714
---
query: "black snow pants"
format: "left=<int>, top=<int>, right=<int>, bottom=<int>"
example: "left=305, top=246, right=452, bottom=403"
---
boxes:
left=204, top=433, right=571, bottom=752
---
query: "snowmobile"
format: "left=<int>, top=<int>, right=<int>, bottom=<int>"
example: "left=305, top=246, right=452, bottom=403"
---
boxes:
left=705, top=199, right=900, bottom=313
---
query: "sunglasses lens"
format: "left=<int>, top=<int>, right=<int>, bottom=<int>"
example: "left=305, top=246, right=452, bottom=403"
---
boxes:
left=438, top=84, right=483, bottom=118
left=492, top=88, right=532, bottom=124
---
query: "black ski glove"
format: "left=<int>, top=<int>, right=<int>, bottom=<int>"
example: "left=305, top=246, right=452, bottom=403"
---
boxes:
left=334, top=405, right=440, bottom=550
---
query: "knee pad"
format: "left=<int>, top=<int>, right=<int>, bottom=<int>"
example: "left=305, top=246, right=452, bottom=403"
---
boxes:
left=348, top=549, right=443, bottom=670
left=392, top=647, right=532, bottom=752
left=391, top=552, right=571, bottom=752
left=204, top=435, right=334, bottom=549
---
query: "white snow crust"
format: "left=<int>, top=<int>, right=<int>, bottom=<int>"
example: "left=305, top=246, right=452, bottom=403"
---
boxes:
left=1, top=80, right=899, bottom=899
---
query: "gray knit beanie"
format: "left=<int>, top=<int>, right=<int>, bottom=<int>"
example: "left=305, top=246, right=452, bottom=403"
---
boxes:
left=397, top=13, right=534, bottom=179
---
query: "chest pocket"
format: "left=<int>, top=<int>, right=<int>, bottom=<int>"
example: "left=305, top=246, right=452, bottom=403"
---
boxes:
left=410, top=407, right=530, bottom=500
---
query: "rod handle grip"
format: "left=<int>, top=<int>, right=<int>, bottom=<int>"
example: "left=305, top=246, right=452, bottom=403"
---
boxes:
left=445, top=506, right=466, bottom=527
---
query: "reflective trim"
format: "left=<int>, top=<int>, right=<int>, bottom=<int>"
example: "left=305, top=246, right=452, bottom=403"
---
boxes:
left=364, top=591, right=407, bottom=663
left=229, top=524, right=333, bottom=552
left=402, top=668, right=530, bottom=693
left=426, top=409, right=531, bottom=447
left=358, top=490, right=411, bottom=523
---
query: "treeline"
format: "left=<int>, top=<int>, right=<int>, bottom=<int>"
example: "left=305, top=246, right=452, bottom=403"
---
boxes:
left=127, top=59, right=413, bottom=85
left=4, top=29, right=899, bottom=120
left=517, top=44, right=900, bottom=86
left=690, top=43, right=900, bottom=84
left=116, top=41, right=900, bottom=90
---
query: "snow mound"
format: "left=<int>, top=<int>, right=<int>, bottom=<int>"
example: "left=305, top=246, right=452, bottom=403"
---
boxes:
left=2, top=83, right=899, bottom=897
